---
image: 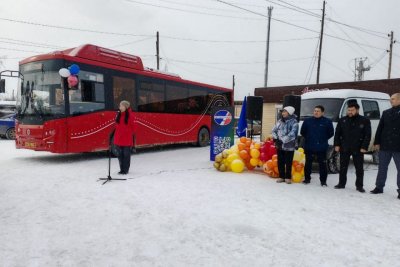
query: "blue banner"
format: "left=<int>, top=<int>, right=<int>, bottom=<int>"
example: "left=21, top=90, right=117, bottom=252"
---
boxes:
left=236, top=96, right=247, bottom=137
left=210, top=106, right=234, bottom=161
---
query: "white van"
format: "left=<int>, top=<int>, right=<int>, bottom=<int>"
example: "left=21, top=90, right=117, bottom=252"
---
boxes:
left=299, top=89, right=391, bottom=173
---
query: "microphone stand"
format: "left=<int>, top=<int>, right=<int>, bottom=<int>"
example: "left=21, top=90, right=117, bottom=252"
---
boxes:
left=98, top=143, right=127, bottom=185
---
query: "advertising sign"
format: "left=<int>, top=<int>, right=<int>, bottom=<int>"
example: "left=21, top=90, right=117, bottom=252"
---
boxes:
left=210, top=106, right=234, bottom=161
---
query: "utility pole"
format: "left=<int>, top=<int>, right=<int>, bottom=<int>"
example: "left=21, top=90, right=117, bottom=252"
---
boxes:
left=387, top=31, right=394, bottom=79
left=264, top=6, right=273, bottom=87
left=316, top=0, right=325, bottom=84
left=156, top=31, right=160, bottom=70
left=354, top=57, right=370, bottom=81
left=232, top=75, right=235, bottom=91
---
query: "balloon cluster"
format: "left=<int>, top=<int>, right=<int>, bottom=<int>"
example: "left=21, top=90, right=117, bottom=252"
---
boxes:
left=213, top=137, right=277, bottom=173
left=263, top=155, right=279, bottom=178
left=291, top=148, right=306, bottom=183
left=262, top=147, right=306, bottom=182
left=59, top=64, right=80, bottom=88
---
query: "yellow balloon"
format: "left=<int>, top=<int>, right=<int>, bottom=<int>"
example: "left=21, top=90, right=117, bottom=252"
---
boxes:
left=298, top=147, right=304, bottom=153
left=254, top=142, right=261, bottom=149
left=250, top=158, right=259, bottom=167
left=231, top=146, right=239, bottom=154
left=293, top=151, right=302, bottom=162
left=227, top=153, right=240, bottom=163
left=250, top=149, right=260, bottom=159
left=227, top=149, right=233, bottom=155
left=292, top=172, right=303, bottom=183
left=231, top=159, right=245, bottom=173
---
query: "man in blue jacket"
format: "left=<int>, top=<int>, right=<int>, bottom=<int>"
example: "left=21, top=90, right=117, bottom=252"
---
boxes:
left=300, top=105, right=334, bottom=186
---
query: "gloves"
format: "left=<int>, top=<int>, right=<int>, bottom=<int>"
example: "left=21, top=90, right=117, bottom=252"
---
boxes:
left=273, top=139, right=282, bottom=149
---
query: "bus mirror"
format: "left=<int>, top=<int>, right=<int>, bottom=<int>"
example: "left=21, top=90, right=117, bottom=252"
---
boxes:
left=0, top=79, right=5, bottom=93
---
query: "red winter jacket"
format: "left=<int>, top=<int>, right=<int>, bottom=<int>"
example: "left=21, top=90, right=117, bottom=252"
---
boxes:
left=114, top=110, right=135, bottom=147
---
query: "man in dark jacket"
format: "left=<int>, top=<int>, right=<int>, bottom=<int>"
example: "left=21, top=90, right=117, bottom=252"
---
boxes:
left=300, top=105, right=334, bottom=186
left=334, top=101, right=371, bottom=192
left=370, top=93, right=400, bottom=199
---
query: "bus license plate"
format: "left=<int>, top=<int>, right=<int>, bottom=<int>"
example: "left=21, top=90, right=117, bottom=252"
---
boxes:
left=25, top=142, right=36, bottom=148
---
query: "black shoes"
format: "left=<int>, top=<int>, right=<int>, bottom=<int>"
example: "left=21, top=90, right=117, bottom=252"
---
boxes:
left=356, top=187, right=366, bottom=193
left=302, top=180, right=310, bottom=184
left=321, top=183, right=327, bottom=187
left=397, top=189, right=400, bottom=199
left=118, top=171, right=127, bottom=175
left=334, top=184, right=345, bottom=189
left=370, top=187, right=383, bottom=194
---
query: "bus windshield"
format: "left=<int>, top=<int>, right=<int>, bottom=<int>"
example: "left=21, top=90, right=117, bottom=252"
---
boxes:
left=17, top=69, right=65, bottom=119
left=300, top=98, right=344, bottom=122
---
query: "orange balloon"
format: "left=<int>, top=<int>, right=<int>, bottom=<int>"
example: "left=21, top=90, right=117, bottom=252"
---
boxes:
left=272, top=159, right=278, bottom=167
left=238, top=143, right=246, bottom=151
left=266, top=160, right=274, bottom=170
left=272, top=154, right=278, bottom=161
left=246, top=162, right=256, bottom=170
left=274, top=166, right=279, bottom=174
left=292, top=160, right=299, bottom=167
left=240, top=137, right=247, bottom=143
left=295, top=164, right=303, bottom=172
left=245, top=140, right=252, bottom=147
left=239, top=150, right=250, bottom=160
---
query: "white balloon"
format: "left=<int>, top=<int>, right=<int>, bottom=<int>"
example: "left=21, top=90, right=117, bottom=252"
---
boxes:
left=59, top=68, right=71, bottom=78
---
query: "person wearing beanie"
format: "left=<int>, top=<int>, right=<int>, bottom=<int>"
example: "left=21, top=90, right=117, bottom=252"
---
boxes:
left=114, top=100, right=135, bottom=174
left=272, top=106, right=299, bottom=184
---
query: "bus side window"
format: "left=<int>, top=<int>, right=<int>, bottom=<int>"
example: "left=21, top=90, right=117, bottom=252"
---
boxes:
left=69, top=80, right=105, bottom=115
left=165, top=83, right=188, bottom=113
left=113, top=77, right=136, bottom=110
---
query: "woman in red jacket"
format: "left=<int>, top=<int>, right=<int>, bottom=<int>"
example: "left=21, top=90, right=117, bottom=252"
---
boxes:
left=114, top=100, right=134, bottom=174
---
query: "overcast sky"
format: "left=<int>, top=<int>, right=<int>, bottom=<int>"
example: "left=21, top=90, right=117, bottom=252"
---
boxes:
left=1, top=0, right=399, bottom=100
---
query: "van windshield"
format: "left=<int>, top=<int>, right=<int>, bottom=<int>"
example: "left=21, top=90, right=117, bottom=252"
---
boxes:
left=301, top=98, right=344, bottom=122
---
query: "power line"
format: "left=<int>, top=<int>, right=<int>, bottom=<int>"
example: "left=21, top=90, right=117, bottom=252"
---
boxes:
left=268, top=0, right=388, bottom=38
left=163, top=56, right=313, bottom=65
left=109, top=36, right=155, bottom=48
left=0, top=47, right=45, bottom=53
left=0, top=37, right=64, bottom=49
left=215, top=1, right=387, bottom=51
left=0, top=17, right=153, bottom=37
left=125, top=0, right=263, bottom=20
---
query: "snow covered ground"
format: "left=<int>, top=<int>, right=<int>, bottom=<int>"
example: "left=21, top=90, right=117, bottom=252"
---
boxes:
left=1, top=139, right=400, bottom=267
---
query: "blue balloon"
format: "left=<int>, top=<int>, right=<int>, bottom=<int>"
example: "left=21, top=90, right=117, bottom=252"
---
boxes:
left=68, top=64, right=80, bottom=75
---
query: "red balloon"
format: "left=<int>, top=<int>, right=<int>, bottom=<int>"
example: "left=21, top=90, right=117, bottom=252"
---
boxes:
left=67, top=75, right=78, bottom=87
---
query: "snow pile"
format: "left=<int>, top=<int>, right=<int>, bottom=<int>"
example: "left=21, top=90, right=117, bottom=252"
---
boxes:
left=0, top=140, right=399, bottom=266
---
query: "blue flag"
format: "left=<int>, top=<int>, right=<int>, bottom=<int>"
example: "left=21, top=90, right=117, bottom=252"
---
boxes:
left=236, top=96, right=247, bottom=137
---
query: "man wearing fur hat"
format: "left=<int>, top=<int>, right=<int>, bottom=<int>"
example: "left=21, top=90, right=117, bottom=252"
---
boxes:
left=272, top=106, right=299, bottom=184
left=333, top=100, right=371, bottom=192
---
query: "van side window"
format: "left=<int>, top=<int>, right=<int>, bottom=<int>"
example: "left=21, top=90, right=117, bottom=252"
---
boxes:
left=362, top=100, right=380, bottom=120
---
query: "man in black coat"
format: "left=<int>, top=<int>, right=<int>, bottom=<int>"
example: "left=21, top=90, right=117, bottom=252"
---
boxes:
left=300, top=105, right=334, bottom=186
left=333, top=101, right=371, bottom=192
left=370, top=93, right=400, bottom=199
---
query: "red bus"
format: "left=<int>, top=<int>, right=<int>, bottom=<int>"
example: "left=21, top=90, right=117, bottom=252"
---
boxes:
left=14, top=44, right=233, bottom=153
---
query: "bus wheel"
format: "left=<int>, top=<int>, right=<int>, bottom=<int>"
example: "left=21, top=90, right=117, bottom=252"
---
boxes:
left=197, top=127, right=210, bottom=147
left=6, top=127, right=15, bottom=140
left=327, top=147, right=340, bottom=174
left=372, top=150, right=379, bottom=164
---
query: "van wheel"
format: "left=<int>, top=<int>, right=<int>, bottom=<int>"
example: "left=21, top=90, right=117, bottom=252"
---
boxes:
left=198, top=127, right=210, bottom=147
left=372, top=150, right=379, bottom=164
left=6, top=127, right=15, bottom=140
left=327, top=147, right=340, bottom=174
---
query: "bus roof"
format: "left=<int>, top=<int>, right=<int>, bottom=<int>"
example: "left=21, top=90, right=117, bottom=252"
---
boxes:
left=301, top=89, right=390, bottom=100
left=19, top=44, right=232, bottom=92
